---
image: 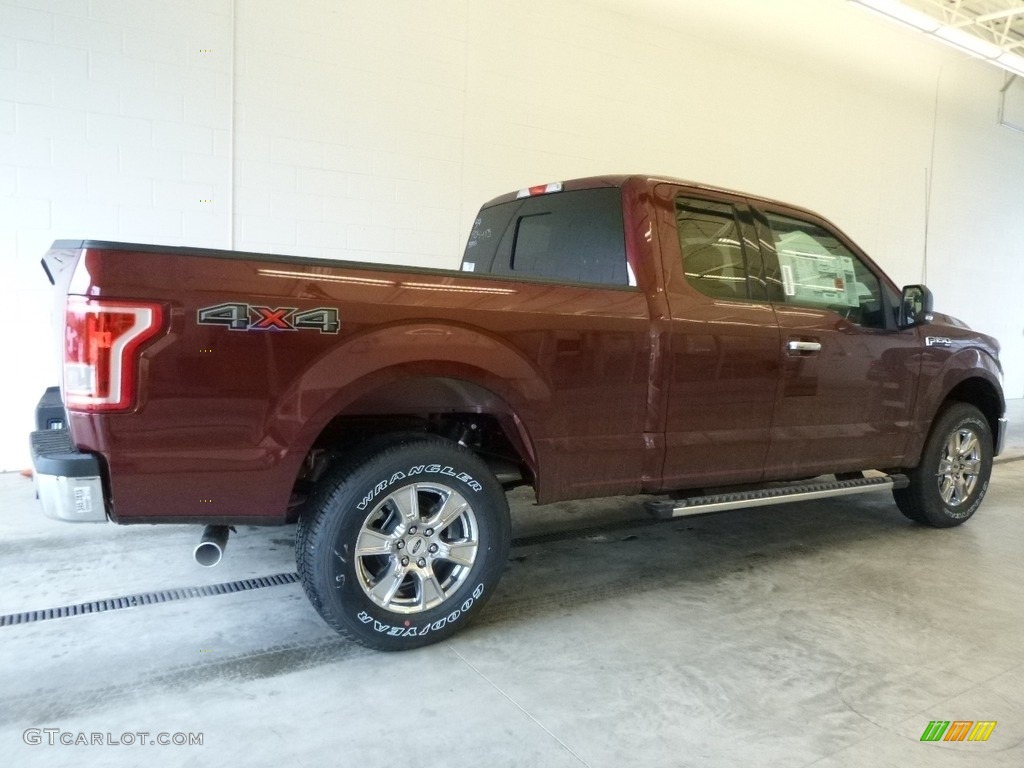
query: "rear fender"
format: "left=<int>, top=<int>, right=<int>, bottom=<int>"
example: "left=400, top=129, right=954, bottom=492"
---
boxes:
left=269, top=322, right=548, bottom=478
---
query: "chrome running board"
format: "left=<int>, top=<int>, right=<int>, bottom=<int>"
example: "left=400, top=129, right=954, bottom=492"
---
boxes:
left=644, top=474, right=909, bottom=520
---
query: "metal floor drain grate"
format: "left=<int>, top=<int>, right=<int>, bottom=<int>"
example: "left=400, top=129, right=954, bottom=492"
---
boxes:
left=0, top=572, right=299, bottom=627
left=10, top=471, right=989, bottom=629
left=0, top=525, right=643, bottom=628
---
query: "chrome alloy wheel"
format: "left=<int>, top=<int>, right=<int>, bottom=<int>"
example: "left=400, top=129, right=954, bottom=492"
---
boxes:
left=354, top=483, right=479, bottom=614
left=936, top=427, right=982, bottom=508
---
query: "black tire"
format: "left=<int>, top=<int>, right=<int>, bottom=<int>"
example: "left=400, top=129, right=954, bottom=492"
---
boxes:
left=894, top=402, right=993, bottom=527
left=296, top=434, right=510, bottom=651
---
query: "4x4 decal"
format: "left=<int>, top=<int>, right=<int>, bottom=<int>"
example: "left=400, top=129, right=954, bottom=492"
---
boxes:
left=197, top=303, right=340, bottom=334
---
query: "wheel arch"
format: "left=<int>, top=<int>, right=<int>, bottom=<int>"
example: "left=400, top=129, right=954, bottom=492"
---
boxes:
left=257, top=320, right=549, bottom=521
left=945, top=376, right=1004, bottom=447
left=906, top=358, right=1005, bottom=467
left=284, top=367, right=542, bottom=521
left=314, top=368, right=537, bottom=470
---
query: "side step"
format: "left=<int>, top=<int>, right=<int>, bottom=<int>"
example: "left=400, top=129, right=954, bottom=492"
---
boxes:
left=644, top=474, right=909, bottom=520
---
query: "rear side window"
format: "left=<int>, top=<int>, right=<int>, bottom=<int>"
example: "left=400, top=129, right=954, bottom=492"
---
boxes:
left=675, top=197, right=751, bottom=301
left=461, top=188, right=629, bottom=287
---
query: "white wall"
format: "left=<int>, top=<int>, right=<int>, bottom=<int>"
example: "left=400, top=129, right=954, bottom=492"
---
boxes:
left=2, top=0, right=1022, bottom=469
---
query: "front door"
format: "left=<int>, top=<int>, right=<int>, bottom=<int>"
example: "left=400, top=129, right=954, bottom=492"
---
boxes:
left=754, top=206, right=921, bottom=478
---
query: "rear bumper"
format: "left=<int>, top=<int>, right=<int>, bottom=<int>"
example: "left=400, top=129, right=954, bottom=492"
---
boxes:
left=29, top=391, right=109, bottom=523
left=35, top=385, right=67, bottom=430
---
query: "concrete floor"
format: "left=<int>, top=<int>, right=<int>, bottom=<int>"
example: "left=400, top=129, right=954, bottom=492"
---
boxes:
left=2, top=400, right=1023, bottom=768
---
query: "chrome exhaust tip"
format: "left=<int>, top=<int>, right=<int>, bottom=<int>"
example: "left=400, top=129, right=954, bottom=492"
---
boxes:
left=194, top=525, right=230, bottom=567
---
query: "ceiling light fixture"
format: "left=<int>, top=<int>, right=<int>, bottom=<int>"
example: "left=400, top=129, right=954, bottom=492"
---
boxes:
left=851, top=0, right=940, bottom=32
left=934, top=25, right=1004, bottom=59
left=998, top=51, right=1024, bottom=77
left=848, top=0, right=1024, bottom=78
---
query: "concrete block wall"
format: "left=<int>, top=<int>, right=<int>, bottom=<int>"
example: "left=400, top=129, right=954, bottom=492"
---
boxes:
left=2, top=0, right=234, bottom=470
left=1, top=0, right=1022, bottom=469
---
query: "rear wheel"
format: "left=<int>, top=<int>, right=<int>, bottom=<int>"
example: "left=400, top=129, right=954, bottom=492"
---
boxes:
left=296, top=434, right=510, bottom=650
left=894, top=402, right=992, bottom=527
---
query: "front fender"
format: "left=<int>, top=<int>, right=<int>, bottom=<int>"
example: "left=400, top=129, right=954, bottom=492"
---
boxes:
left=904, top=346, right=1004, bottom=465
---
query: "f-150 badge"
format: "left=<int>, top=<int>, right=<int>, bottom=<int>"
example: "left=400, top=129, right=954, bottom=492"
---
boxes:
left=197, top=303, right=340, bottom=334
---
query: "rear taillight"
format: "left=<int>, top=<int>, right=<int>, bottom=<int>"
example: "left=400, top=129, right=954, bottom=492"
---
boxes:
left=63, top=297, right=164, bottom=412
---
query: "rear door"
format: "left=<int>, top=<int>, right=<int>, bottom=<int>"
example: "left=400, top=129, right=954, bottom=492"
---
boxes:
left=752, top=205, right=920, bottom=478
left=654, top=184, right=781, bottom=490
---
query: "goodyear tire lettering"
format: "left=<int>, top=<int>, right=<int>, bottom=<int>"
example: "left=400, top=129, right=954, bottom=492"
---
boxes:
left=357, top=584, right=485, bottom=635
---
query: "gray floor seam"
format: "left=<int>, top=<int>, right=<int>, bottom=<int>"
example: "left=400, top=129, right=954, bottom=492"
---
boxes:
left=798, top=730, right=880, bottom=768
left=446, top=644, right=593, bottom=768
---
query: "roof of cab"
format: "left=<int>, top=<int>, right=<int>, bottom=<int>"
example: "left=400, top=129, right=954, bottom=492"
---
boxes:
left=478, top=174, right=819, bottom=220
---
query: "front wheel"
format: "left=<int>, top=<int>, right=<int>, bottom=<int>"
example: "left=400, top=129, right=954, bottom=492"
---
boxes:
left=296, top=434, right=511, bottom=650
left=894, top=402, right=993, bottom=527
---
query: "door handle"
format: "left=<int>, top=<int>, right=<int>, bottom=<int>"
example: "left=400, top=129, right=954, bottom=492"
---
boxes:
left=786, top=340, right=822, bottom=353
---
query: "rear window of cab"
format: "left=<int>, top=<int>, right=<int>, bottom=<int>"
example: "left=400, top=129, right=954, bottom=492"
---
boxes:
left=461, top=187, right=631, bottom=287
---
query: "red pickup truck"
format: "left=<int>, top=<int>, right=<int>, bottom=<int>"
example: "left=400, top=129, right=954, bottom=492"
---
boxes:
left=30, top=175, right=1007, bottom=650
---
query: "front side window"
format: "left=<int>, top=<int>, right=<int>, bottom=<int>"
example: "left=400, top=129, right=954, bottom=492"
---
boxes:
left=764, top=212, right=885, bottom=328
left=675, top=198, right=750, bottom=301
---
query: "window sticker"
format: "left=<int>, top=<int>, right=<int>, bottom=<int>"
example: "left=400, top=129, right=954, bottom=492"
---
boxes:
left=466, top=218, right=491, bottom=251
left=781, top=264, right=795, bottom=296
left=462, top=262, right=475, bottom=272
left=774, top=231, right=858, bottom=308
